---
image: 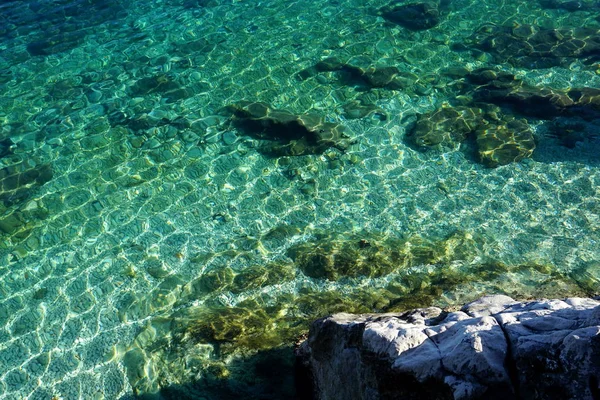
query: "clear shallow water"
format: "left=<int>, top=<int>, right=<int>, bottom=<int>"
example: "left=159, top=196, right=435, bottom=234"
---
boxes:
left=0, top=0, right=600, bottom=398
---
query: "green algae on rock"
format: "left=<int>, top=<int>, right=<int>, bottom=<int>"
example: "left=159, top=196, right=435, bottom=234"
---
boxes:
left=465, top=69, right=600, bottom=158
left=188, top=267, right=235, bottom=296
left=287, top=234, right=405, bottom=280
left=122, top=288, right=396, bottom=396
left=425, top=67, right=600, bottom=153
left=182, top=301, right=281, bottom=349
left=0, top=211, right=26, bottom=236
left=287, top=231, right=485, bottom=281
left=224, top=101, right=353, bottom=156
left=408, top=66, right=600, bottom=165
left=184, top=262, right=296, bottom=299
left=231, top=263, right=296, bottom=293
left=569, top=261, right=600, bottom=296
left=124, top=257, right=598, bottom=346
left=1, top=0, right=599, bottom=398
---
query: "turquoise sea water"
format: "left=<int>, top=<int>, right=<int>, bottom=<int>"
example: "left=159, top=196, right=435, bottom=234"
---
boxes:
left=1, top=0, right=600, bottom=398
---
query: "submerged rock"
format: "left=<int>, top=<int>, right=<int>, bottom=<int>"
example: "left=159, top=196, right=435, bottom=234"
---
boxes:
left=409, top=104, right=536, bottom=167
left=410, top=106, right=484, bottom=148
left=27, top=29, right=90, bottom=56
left=361, top=66, right=413, bottom=90
left=224, top=101, right=353, bottom=156
left=411, top=67, right=600, bottom=164
left=380, top=2, right=442, bottom=31
left=475, top=119, right=535, bottom=167
left=468, top=69, right=600, bottom=120
left=469, top=23, right=600, bottom=68
left=299, top=57, right=418, bottom=91
left=0, top=212, right=25, bottom=235
left=287, top=234, right=406, bottom=281
left=299, top=295, right=600, bottom=400
left=122, top=230, right=591, bottom=397
left=287, top=230, right=486, bottom=281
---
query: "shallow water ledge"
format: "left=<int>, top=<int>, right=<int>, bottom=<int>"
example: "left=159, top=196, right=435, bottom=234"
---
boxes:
left=298, top=295, right=600, bottom=400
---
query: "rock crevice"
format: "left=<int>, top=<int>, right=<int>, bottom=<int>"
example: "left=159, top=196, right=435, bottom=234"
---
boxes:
left=490, top=312, right=521, bottom=399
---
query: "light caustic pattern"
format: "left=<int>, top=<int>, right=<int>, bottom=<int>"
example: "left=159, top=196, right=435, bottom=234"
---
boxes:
left=0, top=0, right=599, bottom=398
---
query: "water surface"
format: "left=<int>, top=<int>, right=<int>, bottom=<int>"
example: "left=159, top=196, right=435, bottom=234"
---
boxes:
left=1, top=0, right=600, bottom=398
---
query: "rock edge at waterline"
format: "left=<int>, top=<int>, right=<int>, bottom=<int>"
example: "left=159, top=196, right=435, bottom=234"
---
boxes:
left=297, top=295, right=600, bottom=400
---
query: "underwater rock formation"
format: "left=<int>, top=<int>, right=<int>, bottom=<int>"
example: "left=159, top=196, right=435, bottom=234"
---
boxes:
left=410, top=106, right=484, bottom=148
left=379, top=2, right=442, bottom=30
left=468, top=23, right=600, bottom=68
left=298, top=56, right=418, bottom=91
left=297, top=57, right=423, bottom=120
left=287, top=235, right=405, bottom=281
left=26, top=32, right=87, bottom=57
left=224, top=101, right=353, bottom=156
left=409, top=104, right=535, bottom=167
left=475, top=119, right=536, bottom=167
left=361, top=66, right=413, bottom=90
left=467, top=69, right=600, bottom=120
left=120, top=226, right=595, bottom=397
left=463, top=70, right=600, bottom=151
left=287, top=230, right=489, bottom=281
left=298, top=295, right=600, bottom=400
left=410, top=67, right=600, bottom=164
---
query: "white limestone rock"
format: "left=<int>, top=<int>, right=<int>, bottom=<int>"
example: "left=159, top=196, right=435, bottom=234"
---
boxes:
left=299, top=295, right=600, bottom=400
left=462, top=294, right=518, bottom=317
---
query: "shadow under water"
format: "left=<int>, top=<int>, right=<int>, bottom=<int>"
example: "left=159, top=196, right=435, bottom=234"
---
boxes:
left=123, top=347, right=303, bottom=400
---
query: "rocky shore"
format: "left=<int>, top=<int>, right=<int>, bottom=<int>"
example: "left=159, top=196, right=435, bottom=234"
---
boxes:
left=297, top=295, right=600, bottom=400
